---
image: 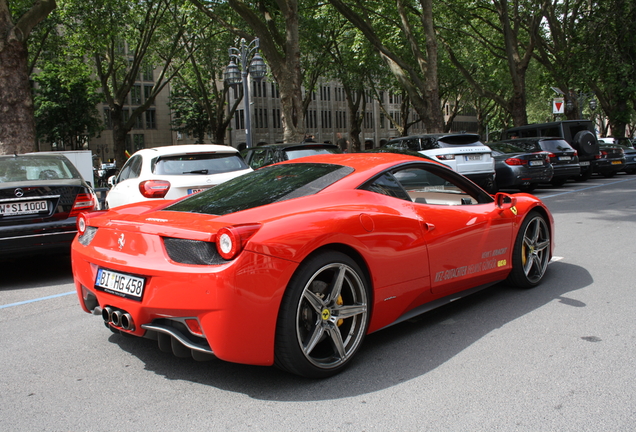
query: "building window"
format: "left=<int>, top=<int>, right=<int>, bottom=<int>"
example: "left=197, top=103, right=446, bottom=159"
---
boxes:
left=131, top=85, right=142, bottom=105
left=133, top=134, right=145, bottom=150
left=142, top=64, right=154, bottom=81
left=103, top=108, right=112, bottom=129
left=235, top=110, right=245, bottom=130
left=145, top=109, right=156, bottom=129
left=133, top=111, right=144, bottom=129
left=144, top=85, right=153, bottom=104
left=270, top=83, right=280, bottom=98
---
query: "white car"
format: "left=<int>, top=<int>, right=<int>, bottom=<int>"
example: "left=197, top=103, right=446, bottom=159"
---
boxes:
left=105, top=145, right=252, bottom=209
left=384, top=133, right=496, bottom=192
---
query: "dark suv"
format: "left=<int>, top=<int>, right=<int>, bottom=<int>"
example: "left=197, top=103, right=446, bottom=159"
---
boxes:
left=242, top=142, right=341, bottom=169
left=501, top=120, right=600, bottom=180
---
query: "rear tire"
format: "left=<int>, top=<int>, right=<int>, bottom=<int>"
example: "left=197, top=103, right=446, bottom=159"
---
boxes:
left=506, top=211, right=551, bottom=288
left=275, top=251, right=370, bottom=378
left=550, top=178, right=567, bottom=187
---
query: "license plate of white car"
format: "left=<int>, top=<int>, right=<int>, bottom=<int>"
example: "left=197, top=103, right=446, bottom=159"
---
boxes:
left=95, top=268, right=145, bottom=299
left=0, top=200, right=48, bottom=216
left=465, top=155, right=481, bottom=161
left=558, top=156, right=571, bottom=161
left=529, top=160, right=544, bottom=166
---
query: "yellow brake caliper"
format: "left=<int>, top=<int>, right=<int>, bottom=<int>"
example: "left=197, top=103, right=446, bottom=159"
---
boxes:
left=337, top=295, right=344, bottom=326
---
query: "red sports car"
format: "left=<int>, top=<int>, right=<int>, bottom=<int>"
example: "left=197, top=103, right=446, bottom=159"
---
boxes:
left=72, top=153, right=553, bottom=378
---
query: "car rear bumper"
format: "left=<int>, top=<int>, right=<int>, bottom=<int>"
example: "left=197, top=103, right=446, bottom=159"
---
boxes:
left=72, top=242, right=296, bottom=366
left=0, top=220, right=77, bottom=256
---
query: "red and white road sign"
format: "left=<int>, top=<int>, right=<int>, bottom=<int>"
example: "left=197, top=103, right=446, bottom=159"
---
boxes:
left=553, top=98, right=564, bottom=114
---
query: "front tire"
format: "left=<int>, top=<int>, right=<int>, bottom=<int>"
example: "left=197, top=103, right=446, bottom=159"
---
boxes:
left=275, top=251, right=370, bottom=378
left=506, top=212, right=551, bottom=288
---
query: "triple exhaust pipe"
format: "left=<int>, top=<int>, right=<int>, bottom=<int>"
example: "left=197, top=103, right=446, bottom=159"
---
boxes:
left=102, top=306, right=135, bottom=331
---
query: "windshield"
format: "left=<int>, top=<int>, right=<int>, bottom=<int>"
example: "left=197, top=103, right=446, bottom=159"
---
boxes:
left=152, top=153, right=248, bottom=175
left=0, top=156, right=81, bottom=182
left=166, top=163, right=354, bottom=215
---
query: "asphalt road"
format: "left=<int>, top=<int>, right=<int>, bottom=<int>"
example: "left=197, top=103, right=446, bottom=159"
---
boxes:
left=1, top=175, right=635, bottom=431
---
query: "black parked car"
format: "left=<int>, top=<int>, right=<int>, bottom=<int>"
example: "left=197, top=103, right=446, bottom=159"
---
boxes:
left=611, top=144, right=636, bottom=174
left=497, top=137, right=581, bottom=187
left=488, top=142, right=553, bottom=192
left=501, top=120, right=599, bottom=181
left=241, top=142, right=342, bottom=169
left=0, top=154, right=99, bottom=257
left=596, top=144, right=626, bottom=177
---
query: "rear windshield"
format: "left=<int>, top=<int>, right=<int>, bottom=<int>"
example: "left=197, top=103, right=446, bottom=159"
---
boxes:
left=488, top=143, right=526, bottom=155
left=152, top=153, right=248, bottom=175
left=537, top=139, right=574, bottom=152
left=166, top=163, right=353, bottom=215
left=0, top=156, right=81, bottom=182
left=436, top=135, right=484, bottom=147
left=284, top=146, right=341, bottom=160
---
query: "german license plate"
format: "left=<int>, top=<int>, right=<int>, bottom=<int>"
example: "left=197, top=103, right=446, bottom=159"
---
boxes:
left=465, top=155, right=481, bottom=161
left=611, top=160, right=622, bottom=165
left=0, top=200, right=48, bottom=216
left=580, top=161, right=590, bottom=166
left=95, top=268, right=145, bottom=300
left=187, top=188, right=208, bottom=194
left=529, top=160, right=544, bottom=166
left=558, top=156, right=571, bottom=161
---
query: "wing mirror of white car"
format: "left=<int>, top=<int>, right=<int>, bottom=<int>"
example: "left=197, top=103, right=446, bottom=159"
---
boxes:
left=108, top=175, right=118, bottom=187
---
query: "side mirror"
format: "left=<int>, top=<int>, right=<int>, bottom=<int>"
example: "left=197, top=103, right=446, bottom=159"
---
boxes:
left=107, top=175, right=117, bottom=187
left=495, top=192, right=517, bottom=210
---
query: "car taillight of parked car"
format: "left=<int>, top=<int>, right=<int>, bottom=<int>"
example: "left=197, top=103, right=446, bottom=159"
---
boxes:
left=436, top=154, right=456, bottom=160
left=504, top=157, right=527, bottom=166
left=69, top=193, right=98, bottom=217
left=139, top=180, right=171, bottom=198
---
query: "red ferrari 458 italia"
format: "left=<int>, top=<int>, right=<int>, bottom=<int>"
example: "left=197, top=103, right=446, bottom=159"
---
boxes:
left=72, top=153, right=553, bottom=378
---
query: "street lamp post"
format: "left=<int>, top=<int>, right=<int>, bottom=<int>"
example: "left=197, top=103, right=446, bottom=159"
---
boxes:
left=224, top=38, right=267, bottom=149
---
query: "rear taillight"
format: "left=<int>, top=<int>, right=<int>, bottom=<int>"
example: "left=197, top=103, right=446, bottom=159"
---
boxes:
left=215, top=224, right=262, bottom=260
left=504, top=158, right=526, bottom=166
left=139, top=180, right=171, bottom=198
left=436, top=154, right=455, bottom=160
left=77, top=212, right=88, bottom=235
left=70, top=193, right=97, bottom=217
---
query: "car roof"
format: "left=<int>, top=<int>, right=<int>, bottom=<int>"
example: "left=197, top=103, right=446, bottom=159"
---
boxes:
left=0, top=153, right=75, bottom=161
left=133, top=144, right=240, bottom=157
left=249, top=142, right=340, bottom=150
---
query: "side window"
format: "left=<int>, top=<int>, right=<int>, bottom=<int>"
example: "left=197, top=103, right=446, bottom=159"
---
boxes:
left=518, top=128, right=538, bottom=138
left=540, top=127, right=560, bottom=137
left=249, top=148, right=270, bottom=169
left=360, top=172, right=412, bottom=201
left=421, top=138, right=438, bottom=149
left=393, top=166, right=479, bottom=205
left=118, top=155, right=142, bottom=182
left=405, top=139, right=419, bottom=151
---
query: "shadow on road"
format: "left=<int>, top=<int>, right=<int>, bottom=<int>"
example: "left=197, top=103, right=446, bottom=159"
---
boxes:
left=109, top=260, right=592, bottom=400
left=0, top=253, right=73, bottom=291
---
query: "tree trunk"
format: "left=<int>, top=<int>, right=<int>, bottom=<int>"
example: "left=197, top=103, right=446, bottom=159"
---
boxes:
left=0, top=0, right=57, bottom=154
left=0, top=37, right=36, bottom=154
